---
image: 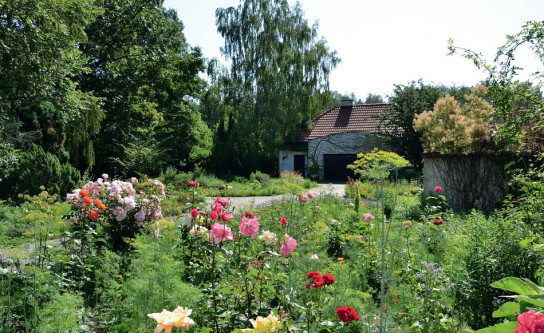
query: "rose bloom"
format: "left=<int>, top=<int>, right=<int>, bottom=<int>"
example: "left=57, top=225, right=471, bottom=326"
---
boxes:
left=313, top=275, right=325, bottom=287
left=221, top=211, right=233, bottom=222
left=83, top=196, right=93, bottom=205
left=215, top=197, right=229, bottom=207
left=433, top=218, right=444, bottom=225
left=210, top=211, right=219, bottom=220
left=189, top=225, right=207, bottom=237
left=280, top=216, right=288, bottom=226
left=188, top=180, right=198, bottom=187
left=241, top=313, right=279, bottom=332
left=336, top=305, right=360, bottom=322
left=89, top=210, right=99, bottom=220
left=190, top=208, right=199, bottom=218
left=515, top=310, right=544, bottom=333
left=364, top=213, right=375, bottom=222
left=258, top=230, right=277, bottom=245
left=306, top=192, right=314, bottom=199
left=147, top=306, right=195, bottom=332
left=238, top=216, right=259, bottom=237
left=402, top=220, right=412, bottom=227
left=208, top=222, right=234, bottom=244
left=243, top=212, right=255, bottom=218
left=79, top=189, right=90, bottom=197
left=323, top=272, right=335, bottom=285
left=280, top=234, right=297, bottom=256
left=434, top=185, right=442, bottom=193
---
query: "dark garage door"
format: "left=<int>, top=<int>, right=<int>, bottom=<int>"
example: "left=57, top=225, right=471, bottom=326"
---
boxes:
left=323, top=154, right=357, bottom=182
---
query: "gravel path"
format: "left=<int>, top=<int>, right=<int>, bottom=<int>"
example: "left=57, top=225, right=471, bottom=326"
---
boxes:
left=204, top=183, right=346, bottom=212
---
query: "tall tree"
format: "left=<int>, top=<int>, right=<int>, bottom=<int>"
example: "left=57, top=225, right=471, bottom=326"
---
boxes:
left=0, top=0, right=102, bottom=164
left=364, top=93, right=384, bottom=104
left=380, top=80, right=446, bottom=168
left=215, top=0, right=339, bottom=174
left=79, top=0, right=209, bottom=176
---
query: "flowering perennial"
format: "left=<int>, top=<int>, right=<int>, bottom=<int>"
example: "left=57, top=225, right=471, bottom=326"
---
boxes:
left=279, top=234, right=297, bottom=256
left=258, top=230, right=278, bottom=245
left=241, top=313, right=280, bottom=332
left=239, top=216, right=260, bottom=237
left=515, top=310, right=544, bottom=333
left=147, top=306, right=195, bottom=332
left=364, top=213, right=375, bottom=222
left=336, top=305, right=360, bottom=322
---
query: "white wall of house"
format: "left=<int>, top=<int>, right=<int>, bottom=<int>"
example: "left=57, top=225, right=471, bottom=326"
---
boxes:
left=278, top=150, right=307, bottom=175
left=307, top=132, right=389, bottom=180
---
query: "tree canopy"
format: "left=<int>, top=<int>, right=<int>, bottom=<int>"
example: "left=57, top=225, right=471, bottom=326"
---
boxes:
left=212, top=0, right=339, bottom=175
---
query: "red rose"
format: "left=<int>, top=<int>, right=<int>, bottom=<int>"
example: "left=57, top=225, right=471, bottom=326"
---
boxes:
left=434, top=185, right=442, bottom=193
left=323, top=272, right=335, bottom=285
left=188, top=180, right=198, bottom=187
left=307, top=271, right=320, bottom=279
left=190, top=208, right=199, bottom=218
left=280, top=216, right=288, bottom=225
left=516, top=310, right=544, bottom=333
left=89, top=210, right=99, bottom=220
left=305, top=284, right=313, bottom=289
left=313, top=275, right=325, bottom=288
left=210, top=211, right=219, bottom=220
left=336, top=305, right=360, bottom=322
left=433, top=218, right=444, bottom=225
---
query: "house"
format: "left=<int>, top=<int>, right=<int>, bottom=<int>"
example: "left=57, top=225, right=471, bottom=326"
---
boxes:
left=279, top=99, right=391, bottom=181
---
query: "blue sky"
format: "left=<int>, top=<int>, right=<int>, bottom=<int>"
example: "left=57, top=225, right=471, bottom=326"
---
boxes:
left=163, top=0, right=544, bottom=100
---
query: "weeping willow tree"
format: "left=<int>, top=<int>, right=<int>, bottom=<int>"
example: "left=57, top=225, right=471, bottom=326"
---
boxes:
left=214, top=0, right=339, bottom=174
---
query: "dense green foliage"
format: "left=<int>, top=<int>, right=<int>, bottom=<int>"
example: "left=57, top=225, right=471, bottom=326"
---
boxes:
left=207, top=0, right=339, bottom=175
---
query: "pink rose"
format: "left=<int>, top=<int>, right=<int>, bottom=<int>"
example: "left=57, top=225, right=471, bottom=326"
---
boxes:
left=238, top=216, right=259, bottom=237
left=434, top=185, right=442, bottom=193
left=364, top=213, right=375, bottom=222
left=190, top=208, right=199, bottom=218
left=280, top=234, right=297, bottom=256
left=208, top=223, right=234, bottom=244
left=515, top=310, right=544, bottom=333
left=215, top=197, right=229, bottom=207
left=280, top=216, right=288, bottom=226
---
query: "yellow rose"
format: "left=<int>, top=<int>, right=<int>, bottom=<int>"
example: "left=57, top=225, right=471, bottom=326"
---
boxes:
left=147, top=306, right=195, bottom=333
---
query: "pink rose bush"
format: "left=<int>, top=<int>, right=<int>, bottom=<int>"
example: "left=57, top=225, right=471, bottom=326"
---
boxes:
left=66, top=176, right=164, bottom=251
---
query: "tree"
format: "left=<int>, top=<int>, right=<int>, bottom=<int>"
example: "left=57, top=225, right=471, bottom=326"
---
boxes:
left=413, top=85, right=495, bottom=153
left=364, top=93, right=384, bottom=104
left=379, top=80, right=446, bottom=168
left=448, top=21, right=544, bottom=152
left=215, top=0, right=339, bottom=174
left=0, top=0, right=102, bottom=167
left=79, top=0, right=209, bottom=176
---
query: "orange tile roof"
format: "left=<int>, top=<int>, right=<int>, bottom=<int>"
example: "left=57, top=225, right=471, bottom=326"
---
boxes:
left=300, top=103, right=390, bottom=142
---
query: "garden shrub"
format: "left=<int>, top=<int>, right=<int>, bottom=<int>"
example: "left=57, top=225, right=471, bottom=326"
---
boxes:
left=454, top=211, right=540, bottom=329
left=0, top=145, right=80, bottom=202
left=250, top=170, right=271, bottom=187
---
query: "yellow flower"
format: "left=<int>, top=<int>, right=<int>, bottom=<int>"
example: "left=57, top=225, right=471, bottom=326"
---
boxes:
left=402, top=220, right=412, bottom=227
left=147, top=306, right=195, bottom=333
left=241, top=313, right=280, bottom=332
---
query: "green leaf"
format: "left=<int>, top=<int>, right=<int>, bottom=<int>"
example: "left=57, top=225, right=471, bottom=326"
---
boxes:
left=516, top=296, right=544, bottom=308
left=491, top=277, right=542, bottom=295
left=492, top=302, right=519, bottom=318
left=475, top=321, right=518, bottom=332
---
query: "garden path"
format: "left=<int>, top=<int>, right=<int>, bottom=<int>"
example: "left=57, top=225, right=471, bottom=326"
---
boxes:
left=204, top=183, right=346, bottom=212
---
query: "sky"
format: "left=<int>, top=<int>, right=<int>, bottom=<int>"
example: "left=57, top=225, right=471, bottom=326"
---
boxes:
left=163, top=0, right=544, bottom=100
